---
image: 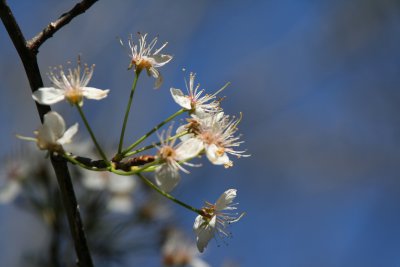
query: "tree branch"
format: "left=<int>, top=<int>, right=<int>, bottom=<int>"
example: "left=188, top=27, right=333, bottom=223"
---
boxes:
left=0, top=1, right=96, bottom=266
left=27, top=0, right=98, bottom=55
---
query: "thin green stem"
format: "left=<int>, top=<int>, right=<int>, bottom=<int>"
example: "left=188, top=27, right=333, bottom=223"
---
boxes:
left=137, top=173, right=202, bottom=215
left=76, top=104, right=109, bottom=165
left=124, top=130, right=189, bottom=157
left=121, top=108, right=186, bottom=156
left=118, top=71, right=140, bottom=154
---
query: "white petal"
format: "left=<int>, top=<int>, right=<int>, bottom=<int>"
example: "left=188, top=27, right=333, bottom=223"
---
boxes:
left=170, top=88, right=191, bottom=109
left=147, top=66, right=159, bottom=79
left=147, top=67, right=163, bottom=89
left=193, top=215, right=216, bottom=253
left=176, top=125, right=194, bottom=141
left=214, top=112, right=225, bottom=122
left=205, top=144, right=230, bottom=165
left=32, top=87, right=65, bottom=105
left=175, top=138, right=204, bottom=161
left=193, top=108, right=208, bottom=118
left=57, top=123, right=78, bottom=145
left=215, top=189, right=237, bottom=211
left=155, top=73, right=163, bottom=89
left=82, top=87, right=109, bottom=100
left=155, top=164, right=181, bottom=192
left=45, top=112, right=66, bottom=138
left=150, top=54, right=172, bottom=67
left=37, top=112, right=65, bottom=148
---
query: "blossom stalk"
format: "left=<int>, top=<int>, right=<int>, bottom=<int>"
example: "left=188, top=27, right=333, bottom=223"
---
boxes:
left=76, top=104, right=109, bottom=165
left=118, top=71, right=140, bottom=154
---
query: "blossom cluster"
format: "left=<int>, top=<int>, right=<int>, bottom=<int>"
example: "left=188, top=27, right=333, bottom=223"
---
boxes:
left=12, top=33, right=248, bottom=254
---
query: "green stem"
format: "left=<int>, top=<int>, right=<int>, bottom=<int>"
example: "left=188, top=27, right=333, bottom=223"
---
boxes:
left=137, top=173, right=202, bottom=215
left=121, top=108, right=186, bottom=156
left=118, top=71, right=140, bottom=154
left=76, top=104, right=109, bottom=165
left=124, top=130, right=189, bottom=157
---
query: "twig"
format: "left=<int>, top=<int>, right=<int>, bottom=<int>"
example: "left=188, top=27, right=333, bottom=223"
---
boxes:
left=0, top=1, right=97, bottom=266
left=27, top=0, right=98, bottom=54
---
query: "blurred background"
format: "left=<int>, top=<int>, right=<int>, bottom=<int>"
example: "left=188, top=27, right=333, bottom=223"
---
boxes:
left=1, top=0, right=400, bottom=266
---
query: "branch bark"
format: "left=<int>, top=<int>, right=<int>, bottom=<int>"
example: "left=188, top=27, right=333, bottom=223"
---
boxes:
left=27, top=0, right=98, bottom=55
left=0, top=1, right=98, bottom=266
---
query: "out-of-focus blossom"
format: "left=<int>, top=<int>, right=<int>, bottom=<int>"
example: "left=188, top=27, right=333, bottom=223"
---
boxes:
left=138, top=196, right=171, bottom=222
left=32, top=60, right=109, bottom=106
left=155, top=129, right=203, bottom=192
left=0, top=159, right=29, bottom=203
left=17, top=111, right=78, bottom=153
left=122, top=33, right=172, bottom=89
left=162, top=229, right=210, bottom=267
left=170, top=72, right=223, bottom=117
left=81, top=170, right=137, bottom=213
left=193, top=189, right=243, bottom=252
left=178, top=112, right=249, bottom=168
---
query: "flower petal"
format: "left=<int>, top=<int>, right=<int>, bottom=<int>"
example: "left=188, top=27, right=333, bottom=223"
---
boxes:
left=176, top=124, right=193, bottom=141
left=82, top=87, right=109, bottom=100
left=193, top=215, right=216, bottom=253
left=155, top=164, right=181, bottom=192
left=32, top=87, right=65, bottom=105
left=147, top=67, right=163, bottom=89
left=57, top=123, right=78, bottom=145
left=175, top=138, right=204, bottom=161
left=37, top=112, right=66, bottom=148
left=215, top=189, right=237, bottom=211
left=151, top=54, right=173, bottom=67
left=205, top=144, right=230, bottom=165
left=170, top=88, right=191, bottom=109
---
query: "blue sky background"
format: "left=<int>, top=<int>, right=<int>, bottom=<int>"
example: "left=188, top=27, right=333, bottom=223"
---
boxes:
left=1, top=0, right=400, bottom=266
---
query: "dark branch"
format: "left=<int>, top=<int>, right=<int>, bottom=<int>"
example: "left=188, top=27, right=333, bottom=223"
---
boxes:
left=0, top=0, right=97, bottom=266
left=71, top=154, right=155, bottom=171
left=27, top=0, right=98, bottom=54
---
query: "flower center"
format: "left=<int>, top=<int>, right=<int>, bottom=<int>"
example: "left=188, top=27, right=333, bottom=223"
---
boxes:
left=158, top=146, right=176, bottom=161
left=65, top=87, right=83, bottom=105
left=200, top=203, right=216, bottom=219
left=201, top=131, right=219, bottom=145
left=215, top=146, right=225, bottom=157
left=133, top=57, right=153, bottom=72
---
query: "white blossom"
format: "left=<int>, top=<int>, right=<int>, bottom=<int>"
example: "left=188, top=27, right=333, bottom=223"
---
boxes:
left=32, top=60, right=109, bottom=106
left=170, top=72, right=223, bottom=117
left=162, top=229, right=210, bottom=267
left=17, top=111, right=78, bottom=153
left=122, top=33, right=172, bottom=89
left=0, top=151, right=40, bottom=203
left=155, top=129, right=203, bottom=192
left=193, top=189, right=243, bottom=253
left=179, top=112, right=249, bottom=168
left=0, top=160, right=29, bottom=203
